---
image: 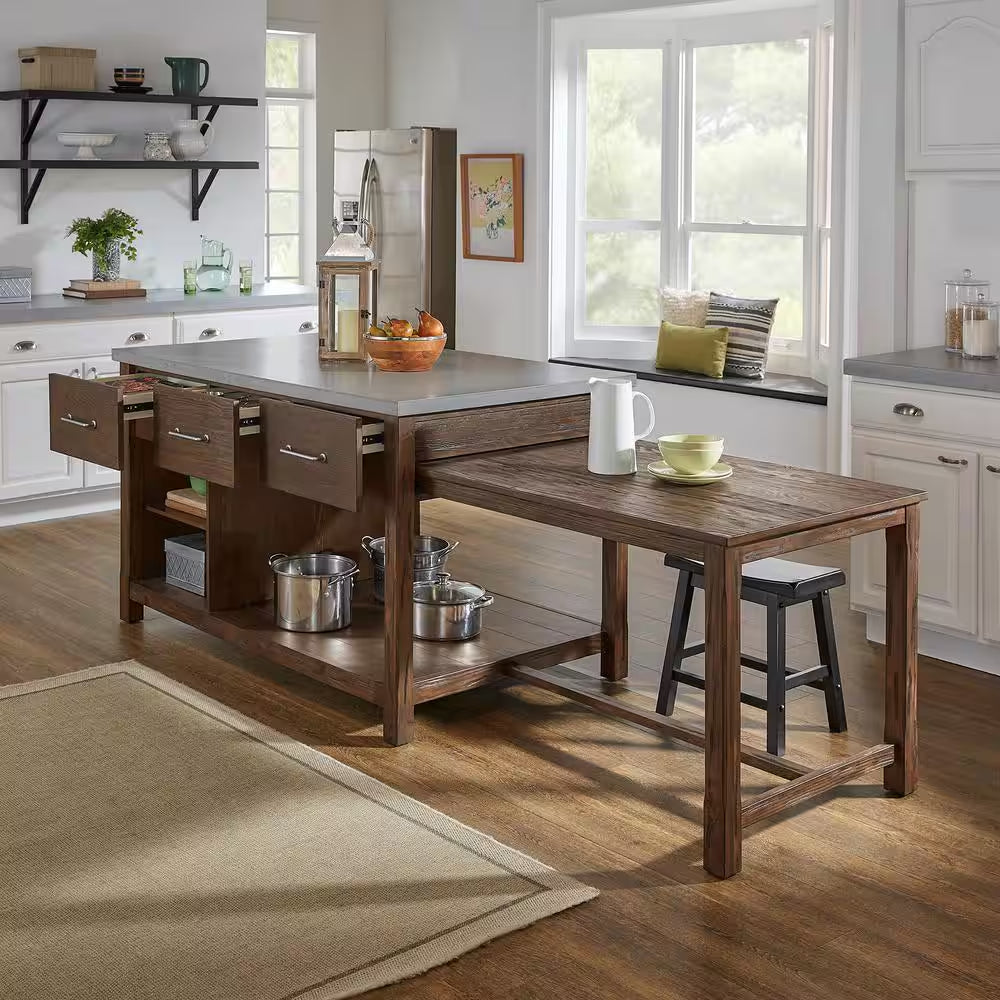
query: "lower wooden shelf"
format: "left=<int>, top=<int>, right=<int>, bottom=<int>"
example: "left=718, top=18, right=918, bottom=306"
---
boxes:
left=130, top=578, right=601, bottom=707
left=145, top=503, right=207, bottom=532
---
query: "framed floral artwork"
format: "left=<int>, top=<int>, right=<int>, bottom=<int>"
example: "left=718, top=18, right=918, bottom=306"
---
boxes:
left=460, top=153, right=525, bottom=262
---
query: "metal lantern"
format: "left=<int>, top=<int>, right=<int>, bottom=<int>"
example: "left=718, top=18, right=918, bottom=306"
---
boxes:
left=317, top=219, right=378, bottom=363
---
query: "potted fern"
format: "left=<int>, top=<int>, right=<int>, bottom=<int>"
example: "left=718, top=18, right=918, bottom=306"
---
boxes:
left=66, top=208, right=143, bottom=281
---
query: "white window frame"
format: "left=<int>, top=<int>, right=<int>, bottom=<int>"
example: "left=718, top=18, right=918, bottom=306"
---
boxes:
left=550, top=5, right=835, bottom=379
left=265, top=28, right=317, bottom=284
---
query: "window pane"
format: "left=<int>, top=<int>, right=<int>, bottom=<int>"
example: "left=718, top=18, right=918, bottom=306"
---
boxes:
left=585, top=231, right=660, bottom=326
left=586, top=49, right=662, bottom=221
left=690, top=232, right=804, bottom=340
left=268, top=103, right=301, bottom=147
left=266, top=35, right=300, bottom=89
left=691, top=40, right=809, bottom=225
left=268, top=149, right=300, bottom=190
left=268, top=235, right=300, bottom=279
left=268, top=192, right=300, bottom=235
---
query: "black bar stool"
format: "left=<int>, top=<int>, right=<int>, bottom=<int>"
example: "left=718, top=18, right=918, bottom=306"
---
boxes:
left=656, top=555, right=849, bottom=756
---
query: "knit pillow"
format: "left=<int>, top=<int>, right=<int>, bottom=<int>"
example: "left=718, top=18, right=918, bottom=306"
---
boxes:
left=706, top=293, right=779, bottom=379
left=660, top=287, right=711, bottom=328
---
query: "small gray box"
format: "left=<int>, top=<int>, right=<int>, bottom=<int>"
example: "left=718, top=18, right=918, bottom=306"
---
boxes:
left=165, top=533, right=206, bottom=597
left=0, top=267, right=31, bottom=304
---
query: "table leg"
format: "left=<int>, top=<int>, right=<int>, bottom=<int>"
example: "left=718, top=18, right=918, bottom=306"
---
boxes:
left=383, top=417, right=416, bottom=746
left=884, top=504, right=919, bottom=795
left=703, top=544, right=743, bottom=878
left=601, top=539, right=629, bottom=681
left=119, top=364, right=143, bottom=624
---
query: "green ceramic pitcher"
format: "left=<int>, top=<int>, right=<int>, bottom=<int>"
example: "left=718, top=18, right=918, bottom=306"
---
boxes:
left=164, top=57, right=210, bottom=97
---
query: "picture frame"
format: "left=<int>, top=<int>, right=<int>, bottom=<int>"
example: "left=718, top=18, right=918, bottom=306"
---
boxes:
left=460, top=153, right=525, bottom=263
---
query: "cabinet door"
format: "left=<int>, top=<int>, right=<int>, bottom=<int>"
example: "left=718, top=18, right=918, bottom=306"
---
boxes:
left=174, top=307, right=319, bottom=344
left=81, top=357, right=122, bottom=488
left=981, top=454, right=1000, bottom=643
left=0, top=360, right=84, bottom=501
left=852, top=433, right=978, bottom=635
left=906, top=0, right=1000, bottom=171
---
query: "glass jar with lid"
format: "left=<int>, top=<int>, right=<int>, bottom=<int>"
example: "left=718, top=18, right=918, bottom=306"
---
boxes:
left=962, top=292, right=1000, bottom=360
left=945, top=268, right=991, bottom=353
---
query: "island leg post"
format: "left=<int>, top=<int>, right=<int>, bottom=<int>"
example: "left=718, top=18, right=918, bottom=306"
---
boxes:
left=119, top=363, right=143, bottom=624
left=601, top=539, right=629, bottom=681
left=884, top=504, right=919, bottom=795
left=383, top=417, right=416, bottom=746
left=703, top=543, right=743, bottom=878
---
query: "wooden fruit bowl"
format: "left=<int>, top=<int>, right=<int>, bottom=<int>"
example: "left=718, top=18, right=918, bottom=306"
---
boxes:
left=364, top=334, right=447, bottom=372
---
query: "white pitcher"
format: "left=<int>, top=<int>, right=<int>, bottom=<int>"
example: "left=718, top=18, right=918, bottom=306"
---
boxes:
left=169, top=119, right=214, bottom=160
left=587, top=377, right=656, bottom=476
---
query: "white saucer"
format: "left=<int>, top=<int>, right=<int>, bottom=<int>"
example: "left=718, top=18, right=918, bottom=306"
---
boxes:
left=647, top=461, right=733, bottom=485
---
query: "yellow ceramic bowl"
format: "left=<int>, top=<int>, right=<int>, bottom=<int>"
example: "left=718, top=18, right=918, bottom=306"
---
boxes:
left=658, top=434, right=725, bottom=476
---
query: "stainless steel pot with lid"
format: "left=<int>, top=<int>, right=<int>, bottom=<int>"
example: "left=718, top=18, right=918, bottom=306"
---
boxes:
left=268, top=552, right=359, bottom=633
left=413, top=575, right=494, bottom=641
left=362, top=535, right=459, bottom=602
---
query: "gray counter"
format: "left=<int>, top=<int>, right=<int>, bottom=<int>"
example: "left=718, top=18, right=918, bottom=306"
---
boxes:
left=114, top=336, right=611, bottom=418
left=0, top=283, right=315, bottom=325
left=844, top=347, right=1000, bottom=395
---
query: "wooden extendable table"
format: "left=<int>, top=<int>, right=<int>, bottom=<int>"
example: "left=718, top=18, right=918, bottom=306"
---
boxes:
left=418, top=439, right=926, bottom=879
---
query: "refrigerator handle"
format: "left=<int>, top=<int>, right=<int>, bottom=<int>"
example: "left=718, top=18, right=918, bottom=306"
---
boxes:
left=357, top=157, right=371, bottom=231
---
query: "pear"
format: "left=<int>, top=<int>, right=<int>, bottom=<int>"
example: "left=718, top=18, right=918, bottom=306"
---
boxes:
left=416, top=309, right=445, bottom=338
left=386, top=318, right=414, bottom=338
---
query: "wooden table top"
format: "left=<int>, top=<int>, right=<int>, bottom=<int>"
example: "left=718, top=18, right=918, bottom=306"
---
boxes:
left=418, top=440, right=926, bottom=550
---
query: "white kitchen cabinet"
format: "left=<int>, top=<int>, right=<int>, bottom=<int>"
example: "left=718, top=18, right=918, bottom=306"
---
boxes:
left=0, top=360, right=83, bottom=502
left=174, top=306, right=318, bottom=344
left=906, top=0, right=1000, bottom=172
left=81, top=356, right=123, bottom=489
left=852, top=431, right=979, bottom=635
left=981, top=453, right=1000, bottom=643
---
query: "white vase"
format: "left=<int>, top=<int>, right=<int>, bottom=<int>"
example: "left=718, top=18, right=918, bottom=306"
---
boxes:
left=169, top=119, right=214, bottom=161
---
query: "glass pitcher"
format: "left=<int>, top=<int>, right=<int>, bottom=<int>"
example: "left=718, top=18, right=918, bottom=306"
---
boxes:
left=196, top=237, right=233, bottom=291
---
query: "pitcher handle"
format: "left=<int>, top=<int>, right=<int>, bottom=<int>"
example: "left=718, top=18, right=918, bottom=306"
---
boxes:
left=222, top=247, right=234, bottom=273
left=633, top=390, right=656, bottom=442
left=199, top=119, right=215, bottom=146
left=198, top=59, right=210, bottom=93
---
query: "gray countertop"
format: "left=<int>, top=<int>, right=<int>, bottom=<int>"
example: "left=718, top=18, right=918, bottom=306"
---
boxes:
left=0, top=283, right=315, bottom=325
left=844, top=347, right=1000, bottom=395
left=113, top=336, right=611, bottom=417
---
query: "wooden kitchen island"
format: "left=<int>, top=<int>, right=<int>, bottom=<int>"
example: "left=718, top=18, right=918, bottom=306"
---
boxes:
left=48, top=337, right=925, bottom=878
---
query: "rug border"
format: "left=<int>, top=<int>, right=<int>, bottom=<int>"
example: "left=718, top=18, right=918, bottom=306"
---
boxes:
left=2, top=661, right=598, bottom=1000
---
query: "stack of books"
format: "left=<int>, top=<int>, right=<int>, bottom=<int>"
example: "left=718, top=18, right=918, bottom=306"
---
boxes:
left=62, top=278, right=147, bottom=300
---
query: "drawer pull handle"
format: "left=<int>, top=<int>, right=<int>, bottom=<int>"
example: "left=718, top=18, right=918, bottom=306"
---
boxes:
left=200, top=328, right=221, bottom=340
left=280, top=445, right=328, bottom=464
left=61, top=414, right=97, bottom=430
left=87, top=367, right=100, bottom=379
left=169, top=428, right=210, bottom=444
left=988, top=466, right=1000, bottom=475
left=938, top=456, right=968, bottom=467
left=893, top=403, right=924, bottom=418
left=299, top=321, right=317, bottom=332
left=127, top=332, right=150, bottom=344
left=12, top=340, right=37, bottom=352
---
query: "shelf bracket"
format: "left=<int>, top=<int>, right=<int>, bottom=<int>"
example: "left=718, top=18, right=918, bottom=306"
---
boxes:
left=20, top=167, right=46, bottom=225
left=21, top=97, right=48, bottom=148
left=190, top=167, right=220, bottom=221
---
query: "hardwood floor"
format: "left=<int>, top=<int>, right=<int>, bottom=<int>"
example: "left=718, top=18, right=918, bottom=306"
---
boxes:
left=2, top=502, right=999, bottom=999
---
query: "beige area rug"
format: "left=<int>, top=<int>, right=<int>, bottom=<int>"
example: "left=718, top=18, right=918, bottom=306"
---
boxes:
left=0, top=662, right=596, bottom=1000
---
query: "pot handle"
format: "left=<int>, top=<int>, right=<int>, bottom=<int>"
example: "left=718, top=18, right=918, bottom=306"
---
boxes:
left=324, top=566, right=360, bottom=596
left=268, top=553, right=288, bottom=568
left=361, top=536, right=376, bottom=557
left=473, top=594, right=494, bottom=610
left=442, top=540, right=461, bottom=556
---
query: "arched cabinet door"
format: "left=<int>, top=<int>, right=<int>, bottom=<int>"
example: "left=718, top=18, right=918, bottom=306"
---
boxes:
left=906, top=1, right=1000, bottom=172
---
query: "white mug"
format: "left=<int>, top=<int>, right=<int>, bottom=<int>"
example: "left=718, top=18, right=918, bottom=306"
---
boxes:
left=587, top=376, right=656, bottom=476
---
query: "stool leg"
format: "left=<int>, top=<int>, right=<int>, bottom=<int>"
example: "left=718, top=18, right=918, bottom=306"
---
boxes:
left=657, top=570, right=693, bottom=716
left=813, top=592, right=848, bottom=733
left=766, top=597, right=787, bottom=757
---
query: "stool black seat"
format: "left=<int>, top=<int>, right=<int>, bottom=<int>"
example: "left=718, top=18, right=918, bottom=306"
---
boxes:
left=657, top=555, right=849, bottom=757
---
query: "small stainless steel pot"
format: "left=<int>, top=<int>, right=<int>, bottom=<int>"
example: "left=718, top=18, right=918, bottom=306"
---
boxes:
left=413, top=576, right=494, bottom=641
left=361, top=535, right=459, bottom=603
left=269, top=552, right=359, bottom=633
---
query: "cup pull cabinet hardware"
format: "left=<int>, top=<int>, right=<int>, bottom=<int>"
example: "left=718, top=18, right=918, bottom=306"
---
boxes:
left=12, top=340, right=37, bottom=352
left=893, top=403, right=925, bottom=418
left=938, top=456, right=969, bottom=467
left=988, top=466, right=1000, bottom=475
left=299, top=321, right=317, bottom=332
left=60, top=414, right=96, bottom=429
left=280, top=445, right=328, bottom=464
left=199, top=328, right=221, bottom=340
left=168, top=429, right=210, bottom=444
left=127, top=332, right=149, bottom=344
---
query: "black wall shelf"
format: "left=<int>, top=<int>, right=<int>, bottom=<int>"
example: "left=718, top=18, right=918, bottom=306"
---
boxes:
left=0, top=89, right=260, bottom=222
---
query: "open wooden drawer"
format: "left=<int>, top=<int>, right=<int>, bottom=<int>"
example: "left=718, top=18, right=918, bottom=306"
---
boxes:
left=49, top=372, right=136, bottom=470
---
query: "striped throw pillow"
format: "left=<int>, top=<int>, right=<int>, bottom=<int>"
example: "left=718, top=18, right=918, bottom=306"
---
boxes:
left=706, top=293, right=779, bottom=380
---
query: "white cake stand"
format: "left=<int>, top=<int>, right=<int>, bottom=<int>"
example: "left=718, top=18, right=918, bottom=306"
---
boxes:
left=57, top=133, right=118, bottom=160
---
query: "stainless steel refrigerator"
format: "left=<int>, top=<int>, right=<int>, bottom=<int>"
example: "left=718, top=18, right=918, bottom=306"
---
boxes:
left=332, top=128, right=457, bottom=348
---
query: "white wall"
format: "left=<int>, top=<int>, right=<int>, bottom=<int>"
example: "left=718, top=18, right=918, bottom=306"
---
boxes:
left=0, top=0, right=266, bottom=295
left=268, top=0, right=388, bottom=263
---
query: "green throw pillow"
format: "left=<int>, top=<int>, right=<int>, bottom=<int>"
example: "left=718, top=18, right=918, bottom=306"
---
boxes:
left=655, top=321, right=730, bottom=379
